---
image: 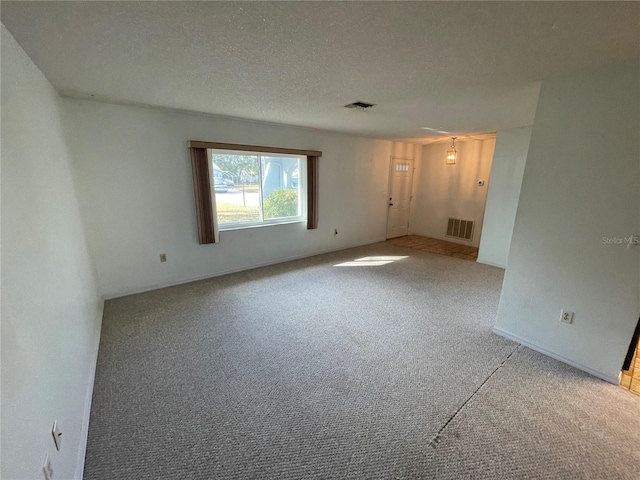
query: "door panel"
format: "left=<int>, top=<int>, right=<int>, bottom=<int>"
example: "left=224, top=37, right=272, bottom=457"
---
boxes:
left=386, top=158, right=414, bottom=239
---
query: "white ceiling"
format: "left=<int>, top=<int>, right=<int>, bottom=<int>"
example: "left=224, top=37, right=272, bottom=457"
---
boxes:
left=2, top=1, right=639, bottom=143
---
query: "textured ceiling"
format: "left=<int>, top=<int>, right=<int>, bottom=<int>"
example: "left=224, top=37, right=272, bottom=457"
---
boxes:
left=2, top=1, right=639, bottom=142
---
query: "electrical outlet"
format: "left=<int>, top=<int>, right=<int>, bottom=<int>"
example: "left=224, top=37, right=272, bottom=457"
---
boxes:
left=334, top=229, right=338, bottom=236
left=43, top=454, right=53, bottom=480
left=52, top=421, right=62, bottom=451
left=560, top=309, right=574, bottom=324
left=160, top=253, right=167, bottom=262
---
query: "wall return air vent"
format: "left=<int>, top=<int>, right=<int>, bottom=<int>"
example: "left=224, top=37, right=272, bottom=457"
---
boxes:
left=447, top=218, right=474, bottom=241
left=344, top=101, right=376, bottom=111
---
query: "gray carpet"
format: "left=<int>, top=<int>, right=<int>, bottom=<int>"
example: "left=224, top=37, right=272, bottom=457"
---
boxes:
left=418, top=347, right=640, bottom=479
left=84, top=242, right=640, bottom=479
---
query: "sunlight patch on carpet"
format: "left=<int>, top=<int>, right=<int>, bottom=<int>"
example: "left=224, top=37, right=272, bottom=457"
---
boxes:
left=334, top=255, right=409, bottom=267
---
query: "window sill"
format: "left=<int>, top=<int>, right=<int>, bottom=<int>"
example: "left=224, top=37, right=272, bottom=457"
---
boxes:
left=218, top=218, right=307, bottom=233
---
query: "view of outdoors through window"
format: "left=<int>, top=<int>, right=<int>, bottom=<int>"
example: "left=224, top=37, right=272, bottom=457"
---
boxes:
left=212, top=151, right=302, bottom=227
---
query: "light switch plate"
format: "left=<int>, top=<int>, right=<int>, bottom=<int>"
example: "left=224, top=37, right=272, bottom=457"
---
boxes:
left=43, top=454, right=53, bottom=480
left=52, top=421, right=62, bottom=451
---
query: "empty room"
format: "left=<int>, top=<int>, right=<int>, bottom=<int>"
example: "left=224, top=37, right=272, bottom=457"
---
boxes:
left=2, top=2, right=639, bottom=479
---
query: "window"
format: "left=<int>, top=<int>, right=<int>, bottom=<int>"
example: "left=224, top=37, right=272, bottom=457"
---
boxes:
left=188, top=141, right=321, bottom=244
left=212, top=150, right=304, bottom=229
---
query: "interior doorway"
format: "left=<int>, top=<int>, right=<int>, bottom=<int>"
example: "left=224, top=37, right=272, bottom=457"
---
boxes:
left=620, top=318, right=640, bottom=396
left=386, top=157, right=414, bottom=239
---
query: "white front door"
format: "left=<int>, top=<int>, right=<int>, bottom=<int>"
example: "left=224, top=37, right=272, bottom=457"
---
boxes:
left=386, top=157, right=414, bottom=239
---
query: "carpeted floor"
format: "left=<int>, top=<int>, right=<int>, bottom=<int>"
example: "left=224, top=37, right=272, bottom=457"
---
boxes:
left=84, top=242, right=640, bottom=479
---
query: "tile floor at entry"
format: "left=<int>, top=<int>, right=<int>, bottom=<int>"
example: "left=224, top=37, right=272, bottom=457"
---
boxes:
left=389, top=235, right=479, bottom=261
left=621, top=342, right=640, bottom=397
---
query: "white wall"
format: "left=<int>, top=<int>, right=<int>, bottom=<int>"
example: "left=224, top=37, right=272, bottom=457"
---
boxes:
left=61, top=98, right=418, bottom=298
left=1, top=25, right=103, bottom=480
left=477, top=127, right=532, bottom=268
left=494, top=58, right=640, bottom=383
left=409, top=138, right=495, bottom=247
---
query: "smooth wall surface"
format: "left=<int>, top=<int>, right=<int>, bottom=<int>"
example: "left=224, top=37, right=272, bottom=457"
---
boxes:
left=477, top=127, right=532, bottom=268
left=410, top=138, right=495, bottom=247
left=61, top=99, right=418, bottom=298
left=1, top=25, right=103, bottom=480
left=494, top=58, right=640, bottom=382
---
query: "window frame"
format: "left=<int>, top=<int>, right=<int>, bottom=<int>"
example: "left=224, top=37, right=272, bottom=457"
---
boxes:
left=188, top=141, right=321, bottom=244
left=211, top=148, right=307, bottom=231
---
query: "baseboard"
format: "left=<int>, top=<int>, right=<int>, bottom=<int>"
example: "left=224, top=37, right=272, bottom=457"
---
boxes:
left=476, top=258, right=506, bottom=269
left=492, top=326, right=619, bottom=384
left=103, top=238, right=387, bottom=299
left=74, top=299, right=105, bottom=480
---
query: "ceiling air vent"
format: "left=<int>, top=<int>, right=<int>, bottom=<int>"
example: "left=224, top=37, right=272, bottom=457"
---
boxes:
left=344, top=101, right=376, bottom=111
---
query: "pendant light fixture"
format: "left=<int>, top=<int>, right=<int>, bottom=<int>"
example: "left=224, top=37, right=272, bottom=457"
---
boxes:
left=446, top=137, right=457, bottom=165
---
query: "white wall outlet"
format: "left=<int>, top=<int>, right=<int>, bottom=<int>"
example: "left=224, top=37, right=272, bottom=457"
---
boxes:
left=43, top=454, right=53, bottom=480
left=159, top=253, right=167, bottom=262
left=560, top=309, right=574, bottom=324
left=52, top=421, right=62, bottom=451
